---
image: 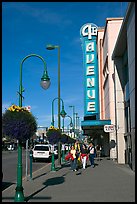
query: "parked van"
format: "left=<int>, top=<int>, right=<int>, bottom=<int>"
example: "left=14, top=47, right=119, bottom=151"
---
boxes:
left=32, top=144, right=52, bottom=162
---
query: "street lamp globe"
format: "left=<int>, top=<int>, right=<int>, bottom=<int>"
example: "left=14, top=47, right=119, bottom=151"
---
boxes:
left=46, top=44, right=56, bottom=50
left=70, top=122, right=73, bottom=127
left=60, top=109, right=67, bottom=118
left=40, top=70, right=51, bottom=90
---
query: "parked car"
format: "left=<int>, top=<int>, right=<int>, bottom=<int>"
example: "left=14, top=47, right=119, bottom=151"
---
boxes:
left=32, top=144, right=52, bottom=162
left=7, top=144, right=14, bottom=151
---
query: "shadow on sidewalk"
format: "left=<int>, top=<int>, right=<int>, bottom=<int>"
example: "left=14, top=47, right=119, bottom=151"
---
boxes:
left=25, top=175, right=65, bottom=202
left=32, top=169, right=51, bottom=181
left=2, top=181, right=15, bottom=191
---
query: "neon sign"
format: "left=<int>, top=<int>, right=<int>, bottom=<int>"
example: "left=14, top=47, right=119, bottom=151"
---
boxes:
left=80, top=23, right=99, bottom=118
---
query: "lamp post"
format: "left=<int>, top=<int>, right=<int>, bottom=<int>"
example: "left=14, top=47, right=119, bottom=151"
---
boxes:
left=75, top=113, right=79, bottom=139
left=62, top=115, right=73, bottom=133
left=61, top=115, right=72, bottom=163
left=64, top=115, right=73, bottom=138
left=51, top=97, right=67, bottom=127
left=15, top=54, right=50, bottom=202
left=75, top=113, right=78, bottom=130
left=46, top=44, right=62, bottom=166
left=65, top=115, right=73, bottom=128
left=51, top=97, right=66, bottom=166
left=69, top=105, right=75, bottom=138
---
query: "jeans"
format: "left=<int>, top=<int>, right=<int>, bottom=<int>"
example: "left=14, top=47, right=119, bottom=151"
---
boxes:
left=89, top=154, right=95, bottom=167
left=70, top=158, right=77, bottom=170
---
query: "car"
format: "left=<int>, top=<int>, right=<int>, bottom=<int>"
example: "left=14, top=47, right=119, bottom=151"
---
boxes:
left=32, top=144, right=52, bottom=162
left=7, top=144, right=14, bottom=151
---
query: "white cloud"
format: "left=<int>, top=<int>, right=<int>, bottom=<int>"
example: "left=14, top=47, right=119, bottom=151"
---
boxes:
left=5, top=2, right=73, bottom=27
left=2, top=103, right=11, bottom=113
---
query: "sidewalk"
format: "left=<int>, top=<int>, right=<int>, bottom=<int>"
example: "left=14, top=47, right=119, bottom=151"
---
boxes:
left=2, top=157, right=135, bottom=202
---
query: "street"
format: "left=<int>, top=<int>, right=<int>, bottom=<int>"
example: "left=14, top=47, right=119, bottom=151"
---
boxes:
left=2, top=149, right=51, bottom=191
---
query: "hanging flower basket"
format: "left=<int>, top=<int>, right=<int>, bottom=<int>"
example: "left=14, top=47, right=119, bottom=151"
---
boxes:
left=67, top=136, right=75, bottom=144
left=46, top=126, right=61, bottom=144
left=60, top=133, right=68, bottom=144
left=2, top=104, right=37, bottom=142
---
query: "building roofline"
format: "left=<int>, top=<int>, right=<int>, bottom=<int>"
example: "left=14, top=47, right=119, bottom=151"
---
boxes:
left=102, top=17, right=124, bottom=46
left=112, top=2, right=135, bottom=59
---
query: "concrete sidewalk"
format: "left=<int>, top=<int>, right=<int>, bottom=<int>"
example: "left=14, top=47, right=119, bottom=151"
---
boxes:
left=2, top=157, right=135, bottom=202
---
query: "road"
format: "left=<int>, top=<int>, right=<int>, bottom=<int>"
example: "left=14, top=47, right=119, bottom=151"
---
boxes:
left=2, top=149, right=52, bottom=191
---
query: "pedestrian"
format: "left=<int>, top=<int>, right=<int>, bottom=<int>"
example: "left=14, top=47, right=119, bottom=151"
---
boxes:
left=80, top=144, right=88, bottom=169
left=74, top=140, right=81, bottom=169
left=88, top=142, right=96, bottom=168
left=74, top=140, right=81, bottom=157
left=96, top=144, right=101, bottom=161
left=70, top=145, right=77, bottom=171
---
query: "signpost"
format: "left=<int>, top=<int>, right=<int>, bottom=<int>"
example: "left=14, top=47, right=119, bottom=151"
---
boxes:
left=104, top=125, right=115, bottom=132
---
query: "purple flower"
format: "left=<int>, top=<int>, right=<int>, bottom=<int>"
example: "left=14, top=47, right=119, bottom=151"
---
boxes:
left=2, top=109, right=37, bottom=142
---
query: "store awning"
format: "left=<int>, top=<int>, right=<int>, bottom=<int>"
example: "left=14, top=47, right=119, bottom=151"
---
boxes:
left=81, top=119, right=111, bottom=127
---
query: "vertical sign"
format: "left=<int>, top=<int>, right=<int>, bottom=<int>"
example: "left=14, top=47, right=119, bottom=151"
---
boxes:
left=80, top=23, right=99, bottom=118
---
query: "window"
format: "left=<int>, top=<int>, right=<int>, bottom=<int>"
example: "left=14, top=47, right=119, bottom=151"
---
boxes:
left=34, top=146, right=49, bottom=151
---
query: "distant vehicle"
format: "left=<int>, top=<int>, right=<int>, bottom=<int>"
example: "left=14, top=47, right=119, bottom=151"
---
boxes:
left=32, top=144, right=52, bottom=162
left=7, top=144, right=14, bottom=151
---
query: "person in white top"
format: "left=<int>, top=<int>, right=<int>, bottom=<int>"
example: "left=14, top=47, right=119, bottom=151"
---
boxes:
left=88, top=142, right=95, bottom=168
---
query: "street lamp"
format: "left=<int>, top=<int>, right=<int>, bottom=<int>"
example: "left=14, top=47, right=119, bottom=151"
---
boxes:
left=51, top=97, right=67, bottom=167
left=46, top=44, right=62, bottom=166
left=63, top=114, right=73, bottom=136
left=15, top=54, right=50, bottom=202
left=61, top=115, right=72, bottom=163
left=75, top=113, right=80, bottom=139
left=69, top=105, right=75, bottom=138
left=51, top=97, right=67, bottom=126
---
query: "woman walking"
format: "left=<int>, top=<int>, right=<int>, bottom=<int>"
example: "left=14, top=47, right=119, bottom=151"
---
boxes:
left=70, top=145, right=77, bottom=171
left=80, top=144, right=88, bottom=169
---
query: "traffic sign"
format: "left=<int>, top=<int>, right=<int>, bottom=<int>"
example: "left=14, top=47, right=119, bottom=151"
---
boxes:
left=104, top=125, right=115, bottom=132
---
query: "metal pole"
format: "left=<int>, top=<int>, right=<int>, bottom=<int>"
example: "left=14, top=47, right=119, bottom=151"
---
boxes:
left=73, top=107, right=75, bottom=137
left=51, top=152, right=56, bottom=171
left=58, top=46, right=61, bottom=129
left=62, top=118, right=64, bottom=133
left=51, top=100, right=54, bottom=126
left=29, top=149, right=33, bottom=180
left=14, top=140, right=24, bottom=202
left=57, top=46, right=61, bottom=167
left=25, top=139, right=28, bottom=181
left=14, top=61, right=25, bottom=202
left=15, top=54, right=49, bottom=202
left=75, top=113, right=78, bottom=138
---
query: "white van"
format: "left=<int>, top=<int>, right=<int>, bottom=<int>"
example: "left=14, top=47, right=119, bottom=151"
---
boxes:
left=32, top=144, right=52, bottom=162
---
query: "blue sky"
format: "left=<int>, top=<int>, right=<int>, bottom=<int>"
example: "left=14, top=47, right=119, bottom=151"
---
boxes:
left=2, top=2, right=128, bottom=129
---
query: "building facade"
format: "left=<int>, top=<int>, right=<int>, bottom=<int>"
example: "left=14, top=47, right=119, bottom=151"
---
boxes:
left=99, top=17, right=124, bottom=161
left=80, top=2, right=135, bottom=171
left=112, top=2, right=135, bottom=171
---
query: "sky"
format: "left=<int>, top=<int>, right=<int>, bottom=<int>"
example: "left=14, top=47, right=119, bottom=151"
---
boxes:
left=2, top=2, right=129, bottom=129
